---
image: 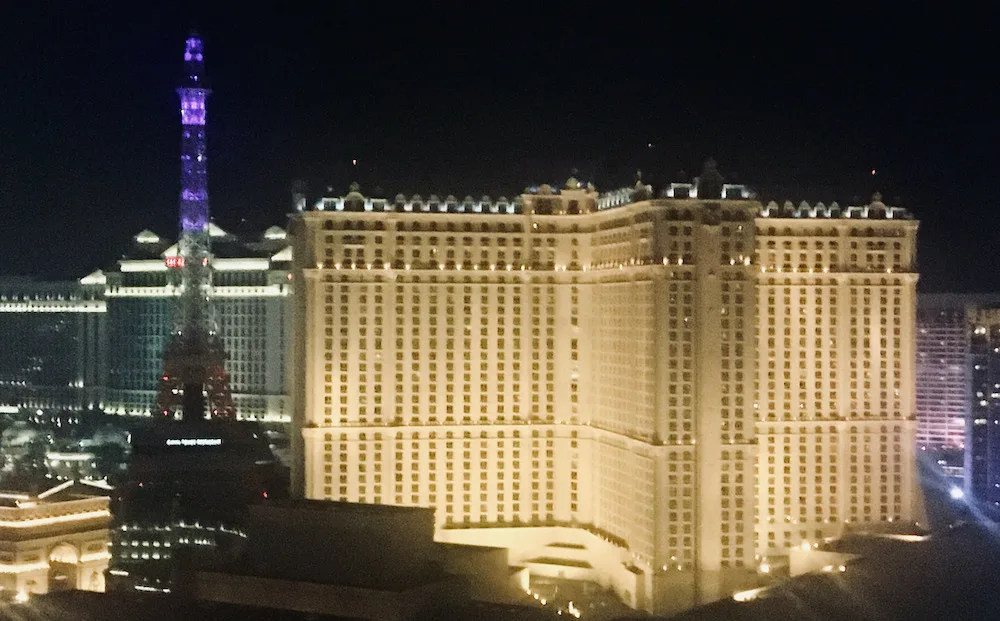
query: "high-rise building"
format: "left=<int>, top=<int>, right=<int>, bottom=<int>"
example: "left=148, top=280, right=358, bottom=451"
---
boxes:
left=965, top=305, right=1000, bottom=504
left=914, top=294, right=1000, bottom=499
left=0, top=278, right=105, bottom=413
left=916, top=301, right=969, bottom=452
left=915, top=294, right=977, bottom=490
left=290, top=170, right=923, bottom=614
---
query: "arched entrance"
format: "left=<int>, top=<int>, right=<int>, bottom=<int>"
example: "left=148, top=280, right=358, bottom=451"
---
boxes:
left=87, top=570, right=105, bottom=592
left=47, top=543, right=79, bottom=591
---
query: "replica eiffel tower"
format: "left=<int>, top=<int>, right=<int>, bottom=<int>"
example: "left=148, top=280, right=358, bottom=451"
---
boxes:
left=156, top=33, right=235, bottom=420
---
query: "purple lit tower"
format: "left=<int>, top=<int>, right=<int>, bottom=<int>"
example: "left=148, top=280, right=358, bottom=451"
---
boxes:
left=178, top=35, right=210, bottom=236
left=156, top=33, right=235, bottom=419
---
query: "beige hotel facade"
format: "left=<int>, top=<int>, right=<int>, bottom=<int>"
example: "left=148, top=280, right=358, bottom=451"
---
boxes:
left=289, top=170, right=922, bottom=613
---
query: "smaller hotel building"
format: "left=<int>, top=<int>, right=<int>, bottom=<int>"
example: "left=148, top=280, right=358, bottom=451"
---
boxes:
left=98, top=225, right=294, bottom=422
left=0, top=480, right=112, bottom=598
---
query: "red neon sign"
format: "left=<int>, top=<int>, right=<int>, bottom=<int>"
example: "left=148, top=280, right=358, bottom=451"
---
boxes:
left=165, top=256, right=185, bottom=268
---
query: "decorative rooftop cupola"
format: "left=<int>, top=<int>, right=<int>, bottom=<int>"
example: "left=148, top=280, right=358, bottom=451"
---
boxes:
left=631, top=170, right=653, bottom=202
left=695, top=158, right=724, bottom=200
left=868, top=192, right=888, bottom=219
left=343, top=182, right=365, bottom=211
left=522, top=171, right=598, bottom=215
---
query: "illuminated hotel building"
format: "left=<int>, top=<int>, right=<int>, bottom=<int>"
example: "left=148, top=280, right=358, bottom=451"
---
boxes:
left=0, top=278, right=105, bottom=413
left=0, top=480, right=112, bottom=598
left=94, top=225, right=294, bottom=422
left=290, top=168, right=922, bottom=613
left=0, top=229, right=293, bottom=424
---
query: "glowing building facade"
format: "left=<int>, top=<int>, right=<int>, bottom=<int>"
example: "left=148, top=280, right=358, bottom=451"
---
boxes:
left=290, top=171, right=923, bottom=614
left=0, top=256, right=291, bottom=423
left=916, top=302, right=969, bottom=451
left=0, top=480, right=112, bottom=599
left=965, top=305, right=1000, bottom=504
left=0, top=279, right=105, bottom=413
left=914, top=294, right=1000, bottom=498
left=98, top=225, right=293, bottom=422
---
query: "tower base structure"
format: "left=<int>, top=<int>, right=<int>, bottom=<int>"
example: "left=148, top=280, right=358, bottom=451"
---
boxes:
left=156, top=334, right=235, bottom=419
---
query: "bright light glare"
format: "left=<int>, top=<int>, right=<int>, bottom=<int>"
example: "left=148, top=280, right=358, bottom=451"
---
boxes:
left=950, top=487, right=965, bottom=500
left=14, top=591, right=29, bottom=603
left=733, top=587, right=767, bottom=602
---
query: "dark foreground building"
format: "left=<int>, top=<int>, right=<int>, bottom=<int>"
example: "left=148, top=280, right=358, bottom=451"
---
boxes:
left=192, top=499, right=545, bottom=620
left=22, top=589, right=557, bottom=621
left=106, top=418, right=286, bottom=593
left=664, top=521, right=1000, bottom=621
left=81, top=499, right=556, bottom=621
left=16, top=590, right=354, bottom=621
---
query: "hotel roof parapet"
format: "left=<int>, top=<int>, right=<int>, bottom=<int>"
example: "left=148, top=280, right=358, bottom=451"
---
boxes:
left=307, top=184, right=911, bottom=221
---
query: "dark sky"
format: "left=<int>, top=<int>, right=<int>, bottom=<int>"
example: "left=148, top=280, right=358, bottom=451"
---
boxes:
left=0, top=4, right=994, bottom=291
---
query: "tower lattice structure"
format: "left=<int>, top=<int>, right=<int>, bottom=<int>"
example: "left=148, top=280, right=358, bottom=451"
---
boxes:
left=156, top=34, right=235, bottom=419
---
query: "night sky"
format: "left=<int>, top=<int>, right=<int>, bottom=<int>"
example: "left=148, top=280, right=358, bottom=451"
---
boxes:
left=0, top=5, right=994, bottom=291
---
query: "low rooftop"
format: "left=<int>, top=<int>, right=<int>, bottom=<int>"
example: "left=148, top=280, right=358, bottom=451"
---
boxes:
left=113, top=224, right=291, bottom=266
left=0, top=479, right=111, bottom=508
left=260, top=497, right=433, bottom=516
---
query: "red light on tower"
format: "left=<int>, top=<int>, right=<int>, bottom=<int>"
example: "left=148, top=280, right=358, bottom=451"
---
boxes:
left=165, top=256, right=185, bottom=269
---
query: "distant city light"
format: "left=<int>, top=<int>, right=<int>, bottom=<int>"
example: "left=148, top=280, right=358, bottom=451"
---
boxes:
left=871, top=169, right=877, bottom=175
left=950, top=487, right=965, bottom=500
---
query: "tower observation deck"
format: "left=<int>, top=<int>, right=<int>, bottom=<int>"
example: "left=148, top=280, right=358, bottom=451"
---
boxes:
left=156, top=34, right=235, bottom=419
